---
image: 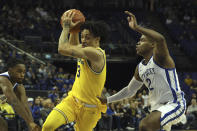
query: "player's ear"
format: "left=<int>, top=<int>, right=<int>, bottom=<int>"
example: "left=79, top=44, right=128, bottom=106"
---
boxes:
left=96, top=37, right=100, bottom=42
left=151, top=42, right=155, bottom=48
left=8, top=67, right=12, bottom=72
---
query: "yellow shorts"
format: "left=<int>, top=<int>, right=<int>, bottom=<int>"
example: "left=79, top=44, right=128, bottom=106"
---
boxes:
left=54, top=95, right=102, bottom=131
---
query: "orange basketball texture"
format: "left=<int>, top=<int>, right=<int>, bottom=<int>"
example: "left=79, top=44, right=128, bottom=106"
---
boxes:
left=61, top=9, right=85, bottom=32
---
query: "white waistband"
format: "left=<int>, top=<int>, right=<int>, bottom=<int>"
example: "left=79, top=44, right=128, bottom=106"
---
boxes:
left=74, top=97, right=97, bottom=108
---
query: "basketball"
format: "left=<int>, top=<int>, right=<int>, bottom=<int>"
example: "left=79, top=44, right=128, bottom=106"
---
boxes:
left=61, top=9, right=85, bottom=33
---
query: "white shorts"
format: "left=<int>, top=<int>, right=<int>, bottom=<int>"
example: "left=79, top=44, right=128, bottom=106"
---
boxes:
left=155, top=100, right=186, bottom=131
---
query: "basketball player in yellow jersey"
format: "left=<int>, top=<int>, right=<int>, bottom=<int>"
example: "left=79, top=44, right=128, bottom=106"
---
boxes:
left=42, top=11, right=109, bottom=131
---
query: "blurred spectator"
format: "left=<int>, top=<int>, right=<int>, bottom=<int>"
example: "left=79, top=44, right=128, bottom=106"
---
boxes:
left=142, top=89, right=149, bottom=109
left=27, top=97, right=34, bottom=112
left=191, top=93, right=197, bottom=99
left=113, top=103, right=124, bottom=130
left=126, top=101, right=138, bottom=129
left=40, top=98, right=53, bottom=122
left=184, top=75, right=193, bottom=87
left=32, top=97, right=43, bottom=126
left=186, top=98, right=197, bottom=121
left=122, top=98, right=130, bottom=109
left=191, top=80, right=197, bottom=93
left=185, top=98, right=197, bottom=129
left=48, top=86, right=59, bottom=102
left=98, top=103, right=114, bottom=130
left=102, top=87, right=110, bottom=98
left=61, top=84, right=68, bottom=93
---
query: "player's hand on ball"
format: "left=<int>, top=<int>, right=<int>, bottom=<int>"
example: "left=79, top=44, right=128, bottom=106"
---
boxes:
left=124, top=11, right=138, bottom=30
left=62, top=11, right=81, bottom=30
left=97, top=96, right=107, bottom=104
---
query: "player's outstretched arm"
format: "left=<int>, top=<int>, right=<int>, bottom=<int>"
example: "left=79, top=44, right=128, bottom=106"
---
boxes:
left=125, top=11, right=165, bottom=43
left=15, top=84, right=34, bottom=122
left=125, top=11, right=174, bottom=68
left=98, top=66, right=143, bottom=104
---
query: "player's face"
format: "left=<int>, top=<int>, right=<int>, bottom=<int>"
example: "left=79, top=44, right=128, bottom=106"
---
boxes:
left=81, top=29, right=98, bottom=48
left=9, top=64, right=26, bottom=84
left=136, top=35, right=153, bottom=56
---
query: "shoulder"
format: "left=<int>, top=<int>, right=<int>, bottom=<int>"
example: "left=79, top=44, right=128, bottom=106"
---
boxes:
left=83, top=47, right=104, bottom=61
left=0, top=76, right=9, bottom=83
left=0, top=76, right=12, bottom=90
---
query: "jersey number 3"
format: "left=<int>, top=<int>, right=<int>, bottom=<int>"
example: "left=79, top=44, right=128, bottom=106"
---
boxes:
left=77, top=65, right=80, bottom=78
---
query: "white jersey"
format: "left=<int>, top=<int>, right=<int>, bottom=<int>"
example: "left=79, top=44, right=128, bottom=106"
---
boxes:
left=0, top=72, right=18, bottom=91
left=138, top=56, right=185, bottom=111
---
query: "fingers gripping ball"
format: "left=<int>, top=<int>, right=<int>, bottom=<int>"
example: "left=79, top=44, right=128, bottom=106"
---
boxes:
left=61, top=9, right=85, bottom=33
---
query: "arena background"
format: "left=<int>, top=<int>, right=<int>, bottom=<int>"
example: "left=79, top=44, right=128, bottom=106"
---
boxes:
left=0, top=0, right=197, bottom=130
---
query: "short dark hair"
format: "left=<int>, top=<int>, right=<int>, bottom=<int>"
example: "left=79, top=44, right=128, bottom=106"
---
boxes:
left=80, top=20, right=109, bottom=43
left=7, top=58, right=25, bottom=69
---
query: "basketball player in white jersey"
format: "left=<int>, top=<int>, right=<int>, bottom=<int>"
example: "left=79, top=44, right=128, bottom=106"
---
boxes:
left=0, top=58, right=40, bottom=131
left=98, top=11, right=186, bottom=131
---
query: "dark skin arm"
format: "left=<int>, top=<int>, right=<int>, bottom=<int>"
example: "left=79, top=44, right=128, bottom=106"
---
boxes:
left=15, top=84, right=34, bottom=122
left=0, top=77, right=38, bottom=131
left=125, top=11, right=175, bottom=69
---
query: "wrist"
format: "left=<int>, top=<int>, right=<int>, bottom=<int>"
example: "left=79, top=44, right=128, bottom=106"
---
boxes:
left=134, top=25, right=140, bottom=31
left=63, top=27, right=70, bottom=31
left=135, top=25, right=144, bottom=33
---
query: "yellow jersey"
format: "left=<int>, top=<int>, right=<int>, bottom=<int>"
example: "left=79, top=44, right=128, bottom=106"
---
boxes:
left=70, top=47, right=106, bottom=105
left=0, top=103, right=15, bottom=118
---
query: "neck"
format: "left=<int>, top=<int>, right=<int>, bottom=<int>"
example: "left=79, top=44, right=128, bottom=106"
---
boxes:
left=143, top=53, right=153, bottom=64
left=94, top=42, right=99, bottom=48
left=8, top=71, right=16, bottom=85
left=10, top=78, right=17, bottom=85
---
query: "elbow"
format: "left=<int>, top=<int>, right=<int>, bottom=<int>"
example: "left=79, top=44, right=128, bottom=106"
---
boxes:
left=157, top=35, right=165, bottom=43
left=6, top=96, right=15, bottom=104
left=58, top=48, right=64, bottom=55
left=58, top=47, right=69, bottom=55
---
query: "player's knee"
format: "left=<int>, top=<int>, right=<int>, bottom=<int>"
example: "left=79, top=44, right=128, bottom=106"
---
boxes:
left=139, top=119, right=149, bottom=131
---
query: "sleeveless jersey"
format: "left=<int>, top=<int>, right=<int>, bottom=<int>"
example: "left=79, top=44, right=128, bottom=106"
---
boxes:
left=0, top=72, right=18, bottom=92
left=70, top=48, right=106, bottom=105
left=138, top=56, right=185, bottom=110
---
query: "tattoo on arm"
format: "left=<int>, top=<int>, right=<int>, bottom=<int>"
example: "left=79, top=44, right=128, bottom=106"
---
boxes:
left=58, top=28, right=70, bottom=48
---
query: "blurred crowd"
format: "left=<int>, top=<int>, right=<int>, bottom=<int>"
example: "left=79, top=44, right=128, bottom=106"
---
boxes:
left=156, top=0, right=197, bottom=57
left=0, top=0, right=156, bottom=43
left=0, top=44, right=75, bottom=92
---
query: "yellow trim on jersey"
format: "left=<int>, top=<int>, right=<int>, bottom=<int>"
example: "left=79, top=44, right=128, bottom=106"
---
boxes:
left=86, top=49, right=105, bottom=74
